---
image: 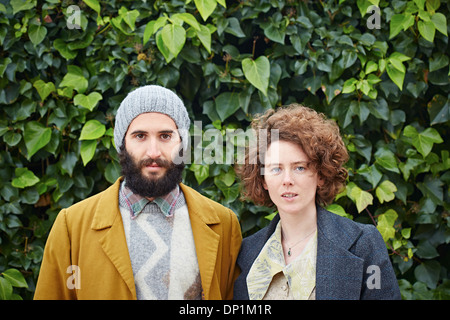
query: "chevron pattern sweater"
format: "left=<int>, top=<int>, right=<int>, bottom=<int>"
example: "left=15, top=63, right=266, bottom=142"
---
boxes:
left=118, top=183, right=202, bottom=300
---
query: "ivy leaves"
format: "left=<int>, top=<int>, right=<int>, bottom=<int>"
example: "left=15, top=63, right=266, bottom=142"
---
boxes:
left=389, top=0, right=448, bottom=42
left=242, top=56, right=270, bottom=97
left=23, top=122, right=51, bottom=159
left=143, top=13, right=214, bottom=62
left=402, top=125, right=443, bottom=157
left=0, top=0, right=449, bottom=301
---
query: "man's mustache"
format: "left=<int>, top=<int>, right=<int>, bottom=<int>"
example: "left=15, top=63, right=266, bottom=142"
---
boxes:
left=138, top=157, right=172, bottom=169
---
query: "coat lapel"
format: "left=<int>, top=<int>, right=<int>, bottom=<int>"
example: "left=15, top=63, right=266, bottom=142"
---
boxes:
left=259, top=207, right=366, bottom=300
left=180, top=183, right=220, bottom=300
left=315, top=207, right=364, bottom=300
left=91, top=178, right=137, bottom=299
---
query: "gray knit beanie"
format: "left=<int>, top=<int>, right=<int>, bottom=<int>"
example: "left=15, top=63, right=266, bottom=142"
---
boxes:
left=114, top=85, right=190, bottom=153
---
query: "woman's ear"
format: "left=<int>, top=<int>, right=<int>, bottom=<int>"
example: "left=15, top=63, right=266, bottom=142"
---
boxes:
left=317, top=175, right=324, bottom=188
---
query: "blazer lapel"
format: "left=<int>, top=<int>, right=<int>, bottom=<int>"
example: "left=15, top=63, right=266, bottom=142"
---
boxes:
left=91, top=178, right=137, bottom=299
left=315, top=207, right=364, bottom=300
left=180, top=183, right=220, bottom=300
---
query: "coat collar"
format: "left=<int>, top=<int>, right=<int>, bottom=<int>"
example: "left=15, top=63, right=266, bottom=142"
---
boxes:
left=90, top=178, right=222, bottom=300
left=179, top=183, right=221, bottom=300
left=261, top=206, right=365, bottom=300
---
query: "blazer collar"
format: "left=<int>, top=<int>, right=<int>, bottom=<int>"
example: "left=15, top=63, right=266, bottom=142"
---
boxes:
left=263, top=206, right=365, bottom=299
left=179, top=183, right=221, bottom=300
left=90, top=177, right=136, bottom=298
left=179, top=183, right=221, bottom=225
left=91, top=178, right=222, bottom=300
left=264, top=205, right=362, bottom=250
left=91, top=177, right=123, bottom=230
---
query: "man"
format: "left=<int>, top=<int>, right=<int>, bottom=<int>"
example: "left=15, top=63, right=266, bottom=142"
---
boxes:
left=34, top=85, right=242, bottom=300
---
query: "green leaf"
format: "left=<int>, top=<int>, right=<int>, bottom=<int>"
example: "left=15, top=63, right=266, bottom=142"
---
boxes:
left=326, top=203, right=353, bottom=219
left=60, top=152, right=78, bottom=177
left=376, top=209, right=398, bottom=241
left=59, top=65, right=88, bottom=94
left=431, top=12, right=448, bottom=36
left=83, top=0, right=101, bottom=14
left=2, top=269, right=28, bottom=288
left=376, top=180, right=398, bottom=203
left=10, top=0, right=36, bottom=15
left=28, top=24, right=47, bottom=46
left=429, top=53, right=449, bottom=72
left=263, top=23, right=285, bottom=44
left=118, top=7, right=139, bottom=31
left=23, top=121, right=52, bottom=159
left=417, top=176, right=443, bottom=205
left=399, top=157, right=425, bottom=180
left=3, top=131, right=22, bottom=147
left=403, top=125, right=443, bottom=157
left=242, top=56, right=270, bottom=96
left=80, top=140, right=97, bottom=166
left=349, top=184, right=373, bottom=213
left=161, top=23, right=186, bottom=57
left=105, top=161, right=121, bottom=184
left=225, top=17, right=245, bottom=38
left=143, top=17, right=168, bottom=44
left=415, top=261, right=441, bottom=289
left=358, top=164, right=382, bottom=188
left=156, top=30, right=175, bottom=63
left=33, top=80, right=55, bottom=102
left=215, top=91, right=240, bottom=122
left=53, top=38, right=77, bottom=60
left=79, top=120, right=106, bottom=140
left=418, top=20, right=435, bottom=42
left=173, top=13, right=201, bottom=31
left=74, top=92, right=102, bottom=111
left=375, top=147, right=399, bottom=173
left=11, top=167, right=40, bottom=189
left=389, top=14, right=414, bottom=39
left=190, top=163, right=210, bottom=185
left=195, top=24, right=212, bottom=53
left=386, top=63, right=406, bottom=90
left=389, top=52, right=411, bottom=69
left=427, top=94, right=449, bottom=125
left=0, top=277, right=12, bottom=300
left=194, top=0, right=217, bottom=21
left=416, top=240, right=439, bottom=259
left=342, top=78, right=357, bottom=93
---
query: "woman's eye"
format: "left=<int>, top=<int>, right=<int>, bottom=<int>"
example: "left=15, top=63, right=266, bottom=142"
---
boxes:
left=270, top=167, right=281, bottom=174
left=295, top=166, right=305, bottom=172
left=136, top=134, right=145, bottom=140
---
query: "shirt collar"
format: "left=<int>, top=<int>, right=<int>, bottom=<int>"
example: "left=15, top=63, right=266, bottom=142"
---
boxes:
left=121, top=180, right=180, bottom=219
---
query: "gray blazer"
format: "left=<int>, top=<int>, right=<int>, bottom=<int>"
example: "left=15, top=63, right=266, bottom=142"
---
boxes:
left=234, top=206, right=401, bottom=300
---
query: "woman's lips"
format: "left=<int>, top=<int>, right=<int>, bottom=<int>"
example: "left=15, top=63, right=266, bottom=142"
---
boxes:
left=281, top=192, right=298, bottom=200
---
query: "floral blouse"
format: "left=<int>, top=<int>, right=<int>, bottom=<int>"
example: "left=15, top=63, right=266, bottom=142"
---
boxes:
left=246, top=221, right=317, bottom=300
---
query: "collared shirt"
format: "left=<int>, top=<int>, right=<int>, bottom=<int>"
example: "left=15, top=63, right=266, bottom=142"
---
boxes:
left=120, top=180, right=181, bottom=219
left=246, top=221, right=317, bottom=300
left=118, top=180, right=202, bottom=300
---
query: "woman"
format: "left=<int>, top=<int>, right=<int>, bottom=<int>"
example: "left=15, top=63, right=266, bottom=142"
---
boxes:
left=234, top=104, right=400, bottom=300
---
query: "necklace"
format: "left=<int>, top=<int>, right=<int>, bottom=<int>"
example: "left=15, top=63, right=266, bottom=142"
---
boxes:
left=282, top=228, right=316, bottom=257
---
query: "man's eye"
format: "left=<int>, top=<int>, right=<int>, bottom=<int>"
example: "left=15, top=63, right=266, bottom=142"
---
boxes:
left=295, top=166, right=305, bottom=172
left=136, top=134, right=145, bottom=140
left=161, top=133, right=172, bottom=140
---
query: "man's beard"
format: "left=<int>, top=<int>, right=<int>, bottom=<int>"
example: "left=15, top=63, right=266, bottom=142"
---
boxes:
left=119, top=148, right=184, bottom=199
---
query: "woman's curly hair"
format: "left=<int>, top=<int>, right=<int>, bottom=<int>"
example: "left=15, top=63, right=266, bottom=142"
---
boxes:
left=235, top=103, right=349, bottom=208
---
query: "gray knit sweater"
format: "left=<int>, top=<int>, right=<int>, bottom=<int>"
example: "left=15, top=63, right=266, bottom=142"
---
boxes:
left=118, top=182, right=202, bottom=300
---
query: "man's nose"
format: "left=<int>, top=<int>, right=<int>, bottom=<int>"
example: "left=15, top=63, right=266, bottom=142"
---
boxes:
left=145, top=138, right=162, bottom=159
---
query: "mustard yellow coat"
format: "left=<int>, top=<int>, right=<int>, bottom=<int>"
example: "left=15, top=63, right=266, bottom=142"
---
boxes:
left=34, top=178, right=242, bottom=300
